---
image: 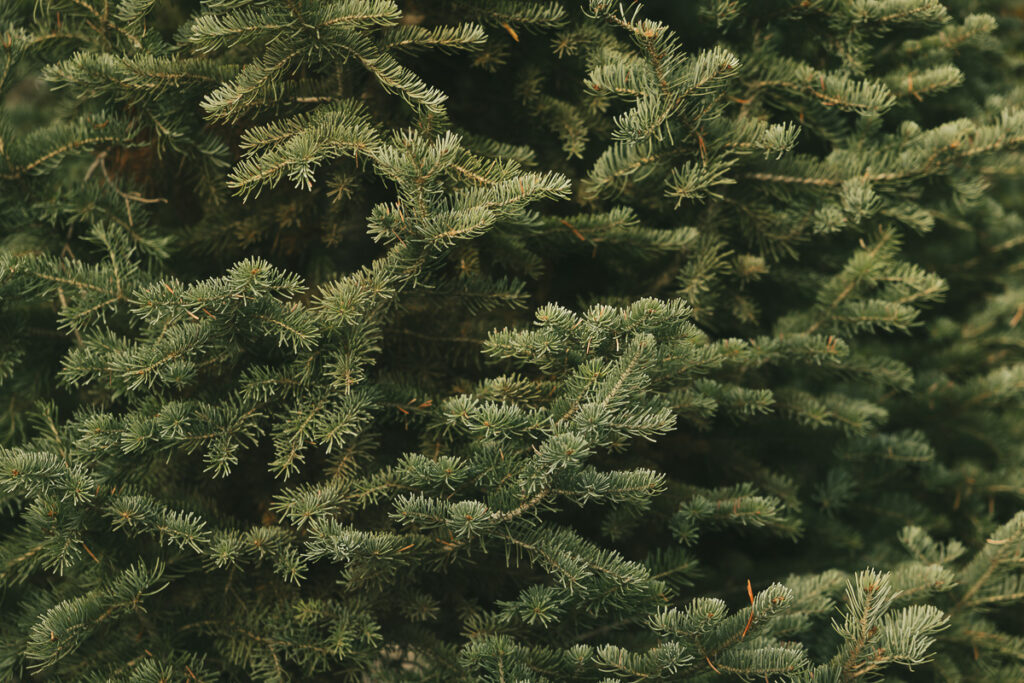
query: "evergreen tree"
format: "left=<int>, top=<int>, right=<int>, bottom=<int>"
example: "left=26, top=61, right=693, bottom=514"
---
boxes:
left=1, top=0, right=1023, bottom=680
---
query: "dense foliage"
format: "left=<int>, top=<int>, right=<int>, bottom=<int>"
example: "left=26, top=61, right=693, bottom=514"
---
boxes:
left=2, top=0, right=1024, bottom=680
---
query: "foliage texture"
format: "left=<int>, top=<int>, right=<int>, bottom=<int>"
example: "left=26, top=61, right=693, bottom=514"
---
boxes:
left=1, top=0, right=1024, bottom=680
